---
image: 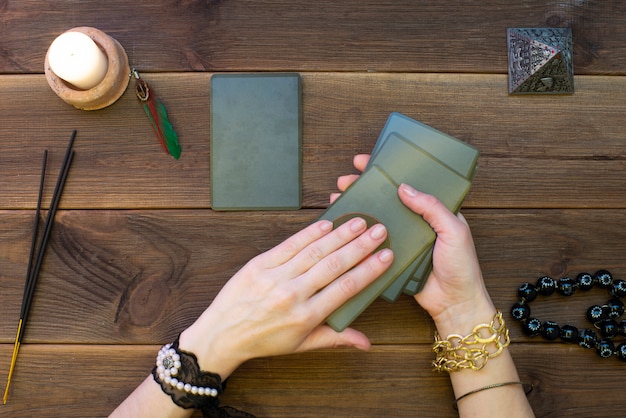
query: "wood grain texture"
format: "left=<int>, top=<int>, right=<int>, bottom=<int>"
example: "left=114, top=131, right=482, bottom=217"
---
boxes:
left=0, top=344, right=621, bottom=417
left=2, top=209, right=626, bottom=345
left=0, top=1, right=624, bottom=74
left=1, top=74, right=625, bottom=210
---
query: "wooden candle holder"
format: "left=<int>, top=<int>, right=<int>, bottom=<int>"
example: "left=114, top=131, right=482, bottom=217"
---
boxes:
left=44, top=27, right=130, bottom=110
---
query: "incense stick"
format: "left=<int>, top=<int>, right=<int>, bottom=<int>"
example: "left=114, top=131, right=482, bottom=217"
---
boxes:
left=20, top=150, right=48, bottom=317
left=3, top=131, right=76, bottom=404
left=21, top=132, right=75, bottom=327
left=2, top=150, right=47, bottom=405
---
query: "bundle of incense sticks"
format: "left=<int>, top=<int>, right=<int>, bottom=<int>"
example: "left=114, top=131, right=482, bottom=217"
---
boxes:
left=3, top=131, right=76, bottom=404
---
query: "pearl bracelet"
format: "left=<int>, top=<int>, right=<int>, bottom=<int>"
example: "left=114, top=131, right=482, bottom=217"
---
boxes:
left=155, top=342, right=219, bottom=397
left=151, top=336, right=254, bottom=417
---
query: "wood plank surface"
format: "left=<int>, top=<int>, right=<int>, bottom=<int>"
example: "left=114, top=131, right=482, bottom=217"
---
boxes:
left=0, top=344, right=622, bottom=417
left=1, top=73, right=625, bottom=210
left=0, top=1, right=624, bottom=74
left=2, top=209, right=626, bottom=344
left=2, top=1, right=626, bottom=417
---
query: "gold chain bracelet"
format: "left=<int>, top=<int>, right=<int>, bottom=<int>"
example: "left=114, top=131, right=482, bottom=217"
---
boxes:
left=432, top=310, right=510, bottom=372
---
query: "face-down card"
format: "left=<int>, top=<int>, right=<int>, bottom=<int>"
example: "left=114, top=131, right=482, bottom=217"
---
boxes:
left=319, top=164, right=436, bottom=332
left=369, top=133, right=473, bottom=301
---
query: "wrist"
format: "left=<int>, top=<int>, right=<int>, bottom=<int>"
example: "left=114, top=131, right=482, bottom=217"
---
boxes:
left=150, top=336, right=254, bottom=418
left=179, top=317, right=244, bottom=380
left=432, top=296, right=497, bottom=337
left=432, top=308, right=510, bottom=373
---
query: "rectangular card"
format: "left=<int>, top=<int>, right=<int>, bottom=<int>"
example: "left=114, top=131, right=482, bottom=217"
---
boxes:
left=374, top=133, right=473, bottom=302
left=319, top=165, right=436, bottom=331
left=403, top=247, right=433, bottom=295
left=210, top=74, right=302, bottom=210
left=380, top=247, right=430, bottom=302
left=369, top=112, right=479, bottom=180
left=368, top=114, right=479, bottom=296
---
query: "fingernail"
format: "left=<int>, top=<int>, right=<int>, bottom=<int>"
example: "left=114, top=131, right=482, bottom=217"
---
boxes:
left=401, top=183, right=418, bottom=196
left=378, top=248, right=393, bottom=263
left=319, top=220, right=333, bottom=232
left=350, top=217, right=367, bottom=232
left=353, top=343, right=371, bottom=351
left=370, top=224, right=387, bottom=240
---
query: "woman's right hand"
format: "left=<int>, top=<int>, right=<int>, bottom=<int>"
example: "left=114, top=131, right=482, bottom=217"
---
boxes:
left=396, top=183, right=496, bottom=337
left=334, top=154, right=496, bottom=337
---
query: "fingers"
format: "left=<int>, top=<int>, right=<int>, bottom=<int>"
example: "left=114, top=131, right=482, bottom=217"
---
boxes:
left=289, top=220, right=389, bottom=286
left=330, top=154, right=371, bottom=203
left=334, top=154, right=370, bottom=194
left=336, top=174, right=360, bottom=192
left=309, top=242, right=393, bottom=314
left=297, top=325, right=371, bottom=352
left=353, top=154, right=370, bottom=172
left=258, top=220, right=334, bottom=268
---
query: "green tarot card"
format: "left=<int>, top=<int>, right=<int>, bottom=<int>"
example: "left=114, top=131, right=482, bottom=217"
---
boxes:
left=403, top=247, right=433, bottom=295
left=371, top=133, right=473, bottom=302
left=210, top=73, right=302, bottom=210
left=380, top=246, right=430, bottom=302
left=318, top=165, right=436, bottom=331
left=367, top=113, right=479, bottom=296
left=369, top=112, right=479, bottom=180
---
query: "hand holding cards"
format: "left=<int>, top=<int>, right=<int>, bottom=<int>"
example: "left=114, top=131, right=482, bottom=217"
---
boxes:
left=319, top=112, right=479, bottom=331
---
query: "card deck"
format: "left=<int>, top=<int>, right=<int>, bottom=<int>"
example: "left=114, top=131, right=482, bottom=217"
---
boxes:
left=322, top=112, right=479, bottom=330
left=319, top=164, right=437, bottom=332
left=370, top=133, right=472, bottom=302
left=369, top=114, right=479, bottom=297
left=369, top=112, right=479, bottom=180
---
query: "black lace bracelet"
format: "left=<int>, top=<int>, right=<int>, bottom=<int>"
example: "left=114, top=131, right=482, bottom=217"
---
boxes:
left=152, top=336, right=255, bottom=418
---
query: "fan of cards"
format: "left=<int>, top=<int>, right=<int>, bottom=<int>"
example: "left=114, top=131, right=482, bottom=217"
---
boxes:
left=319, top=112, right=479, bottom=331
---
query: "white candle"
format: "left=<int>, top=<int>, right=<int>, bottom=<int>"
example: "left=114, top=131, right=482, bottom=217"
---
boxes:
left=47, top=31, right=108, bottom=90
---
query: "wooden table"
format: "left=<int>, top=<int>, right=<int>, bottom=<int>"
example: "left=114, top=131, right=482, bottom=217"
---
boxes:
left=2, top=2, right=626, bottom=416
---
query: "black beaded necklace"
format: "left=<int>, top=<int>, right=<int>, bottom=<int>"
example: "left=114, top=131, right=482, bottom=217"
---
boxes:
left=511, top=270, right=626, bottom=361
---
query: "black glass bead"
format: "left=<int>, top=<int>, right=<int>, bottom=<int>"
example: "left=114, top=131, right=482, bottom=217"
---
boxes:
left=578, top=329, right=598, bottom=349
left=536, top=276, right=556, bottom=296
left=557, top=277, right=576, bottom=296
left=541, top=321, right=560, bottom=340
left=594, top=270, right=613, bottom=288
left=587, top=304, right=608, bottom=324
left=517, top=282, right=537, bottom=303
left=616, top=343, right=626, bottom=362
left=596, top=339, right=615, bottom=358
left=607, top=299, right=625, bottom=319
left=610, top=279, right=626, bottom=298
left=619, top=319, right=626, bottom=337
left=576, top=272, right=595, bottom=291
left=559, top=324, right=579, bottom=343
left=523, top=318, right=542, bottom=337
left=511, top=302, right=531, bottom=321
left=598, top=319, right=619, bottom=339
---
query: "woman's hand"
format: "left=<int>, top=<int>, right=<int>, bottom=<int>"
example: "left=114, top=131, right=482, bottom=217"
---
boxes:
left=333, top=154, right=495, bottom=336
left=180, top=216, right=393, bottom=379
left=396, top=183, right=495, bottom=336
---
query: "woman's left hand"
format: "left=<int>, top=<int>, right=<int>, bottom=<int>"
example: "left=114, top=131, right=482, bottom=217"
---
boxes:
left=180, top=216, right=393, bottom=379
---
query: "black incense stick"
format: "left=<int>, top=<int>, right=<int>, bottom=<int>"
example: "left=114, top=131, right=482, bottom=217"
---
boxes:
left=3, top=130, right=76, bottom=404
left=2, top=150, right=48, bottom=404
left=20, top=150, right=48, bottom=312
left=21, top=131, right=75, bottom=325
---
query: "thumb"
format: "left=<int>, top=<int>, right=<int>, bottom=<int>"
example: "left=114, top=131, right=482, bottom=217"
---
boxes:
left=397, top=183, right=465, bottom=237
left=297, top=325, right=371, bottom=352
